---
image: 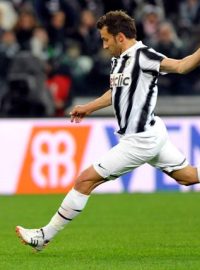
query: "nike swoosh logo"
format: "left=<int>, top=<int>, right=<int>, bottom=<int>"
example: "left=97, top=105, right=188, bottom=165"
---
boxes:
left=98, top=163, right=106, bottom=170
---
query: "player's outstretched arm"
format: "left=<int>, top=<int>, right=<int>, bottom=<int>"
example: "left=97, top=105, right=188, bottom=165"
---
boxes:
left=160, top=48, right=200, bottom=74
left=70, top=89, right=112, bottom=123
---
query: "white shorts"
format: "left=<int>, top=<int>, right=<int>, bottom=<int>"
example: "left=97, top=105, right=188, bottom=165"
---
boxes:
left=93, top=116, right=188, bottom=180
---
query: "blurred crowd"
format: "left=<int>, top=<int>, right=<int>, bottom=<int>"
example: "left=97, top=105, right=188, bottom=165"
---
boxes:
left=0, top=0, right=199, bottom=117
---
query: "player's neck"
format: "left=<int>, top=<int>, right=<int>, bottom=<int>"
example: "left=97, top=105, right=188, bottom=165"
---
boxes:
left=121, top=39, right=137, bottom=54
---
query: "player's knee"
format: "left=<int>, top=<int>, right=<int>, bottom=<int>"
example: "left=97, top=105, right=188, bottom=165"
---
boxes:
left=74, top=170, right=90, bottom=189
left=74, top=168, right=99, bottom=194
left=74, top=167, right=104, bottom=195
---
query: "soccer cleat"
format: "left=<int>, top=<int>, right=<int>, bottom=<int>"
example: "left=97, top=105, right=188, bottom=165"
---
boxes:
left=16, top=226, right=49, bottom=251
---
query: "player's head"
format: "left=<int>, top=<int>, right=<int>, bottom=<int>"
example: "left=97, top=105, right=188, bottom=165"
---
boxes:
left=97, top=10, right=136, bottom=39
left=97, top=10, right=136, bottom=57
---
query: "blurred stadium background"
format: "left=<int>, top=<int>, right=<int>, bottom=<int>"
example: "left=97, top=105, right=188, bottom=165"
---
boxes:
left=0, top=0, right=199, bottom=118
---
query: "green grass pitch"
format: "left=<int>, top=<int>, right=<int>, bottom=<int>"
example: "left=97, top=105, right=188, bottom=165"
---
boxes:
left=0, top=192, right=200, bottom=270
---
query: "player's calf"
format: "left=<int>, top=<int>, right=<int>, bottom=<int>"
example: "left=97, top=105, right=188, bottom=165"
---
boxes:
left=170, top=165, right=200, bottom=186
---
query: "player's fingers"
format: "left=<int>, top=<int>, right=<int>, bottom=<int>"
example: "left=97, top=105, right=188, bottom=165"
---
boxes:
left=70, top=116, right=75, bottom=123
left=75, top=116, right=81, bottom=123
left=70, top=113, right=75, bottom=122
left=69, top=110, right=85, bottom=123
left=75, top=114, right=84, bottom=123
left=69, top=111, right=77, bottom=122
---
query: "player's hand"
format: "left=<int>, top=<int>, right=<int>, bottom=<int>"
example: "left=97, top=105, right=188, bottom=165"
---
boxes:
left=69, top=105, right=88, bottom=123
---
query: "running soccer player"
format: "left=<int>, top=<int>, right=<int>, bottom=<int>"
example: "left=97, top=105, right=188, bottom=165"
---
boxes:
left=16, top=10, right=200, bottom=251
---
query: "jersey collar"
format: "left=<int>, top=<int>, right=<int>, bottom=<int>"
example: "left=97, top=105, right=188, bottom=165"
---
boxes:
left=120, top=41, right=145, bottom=58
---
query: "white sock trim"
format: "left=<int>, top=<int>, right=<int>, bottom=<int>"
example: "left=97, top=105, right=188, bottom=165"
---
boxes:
left=43, top=188, right=90, bottom=237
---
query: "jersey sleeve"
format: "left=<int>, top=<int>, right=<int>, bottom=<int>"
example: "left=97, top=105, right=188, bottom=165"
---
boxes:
left=139, top=48, right=167, bottom=75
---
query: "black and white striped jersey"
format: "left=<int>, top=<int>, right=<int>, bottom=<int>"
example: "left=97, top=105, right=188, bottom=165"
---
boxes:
left=110, top=41, right=166, bottom=135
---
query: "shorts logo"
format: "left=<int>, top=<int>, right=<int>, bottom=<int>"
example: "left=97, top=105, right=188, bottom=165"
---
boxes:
left=110, top=73, right=131, bottom=88
left=98, top=163, right=106, bottom=170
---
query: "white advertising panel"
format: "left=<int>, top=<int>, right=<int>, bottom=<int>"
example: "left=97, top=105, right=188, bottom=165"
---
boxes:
left=0, top=117, right=200, bottom=194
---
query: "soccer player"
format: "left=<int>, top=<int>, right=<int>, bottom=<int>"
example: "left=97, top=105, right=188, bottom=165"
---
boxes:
left=16, top=10, right=200, bottom=251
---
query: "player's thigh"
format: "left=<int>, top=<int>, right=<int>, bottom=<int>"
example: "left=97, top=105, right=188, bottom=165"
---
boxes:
left=93, top=138, right=145, bottom=180
left=149, top=138, right=188, bottom=173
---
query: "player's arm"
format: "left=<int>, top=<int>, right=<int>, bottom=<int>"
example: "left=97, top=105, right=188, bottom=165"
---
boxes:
left=160, top=48, right=200, bottom=74
left=70, top=89, right=112, bottom=123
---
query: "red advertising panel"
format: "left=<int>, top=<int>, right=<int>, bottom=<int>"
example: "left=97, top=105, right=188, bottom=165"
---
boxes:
left=16, top=126, right=91, bottom=194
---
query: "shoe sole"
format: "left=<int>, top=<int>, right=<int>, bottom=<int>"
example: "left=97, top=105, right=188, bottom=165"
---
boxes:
left=15, top=226, right=45, bottom=252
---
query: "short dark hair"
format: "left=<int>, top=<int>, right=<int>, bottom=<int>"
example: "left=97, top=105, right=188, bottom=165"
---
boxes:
left=97, top=10, right=136, bottom=39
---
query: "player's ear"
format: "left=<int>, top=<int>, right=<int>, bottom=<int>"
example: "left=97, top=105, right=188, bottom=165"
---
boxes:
left=117, top=32, right=125, bottom=43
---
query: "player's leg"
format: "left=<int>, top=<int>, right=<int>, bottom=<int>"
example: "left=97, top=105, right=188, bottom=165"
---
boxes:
left=46, top=125, right=171, bottom=239
left=149, top=138, right=200, bottom=186
left=168, top=165, right=199, bottom=186
left=41, top=166, right=106, bottom=240
left=16, top=166, right=105, bottom=251
left=16, top=134, right=147, bottom=251
left=74, top=165, right=106, bottom=194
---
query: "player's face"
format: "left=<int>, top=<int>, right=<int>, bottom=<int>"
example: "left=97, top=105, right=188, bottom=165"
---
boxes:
left=100, top=26, right=121, bottom=57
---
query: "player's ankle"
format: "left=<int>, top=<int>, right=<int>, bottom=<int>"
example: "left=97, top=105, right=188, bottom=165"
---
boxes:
left=42, top=224, right=59, bottom=240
